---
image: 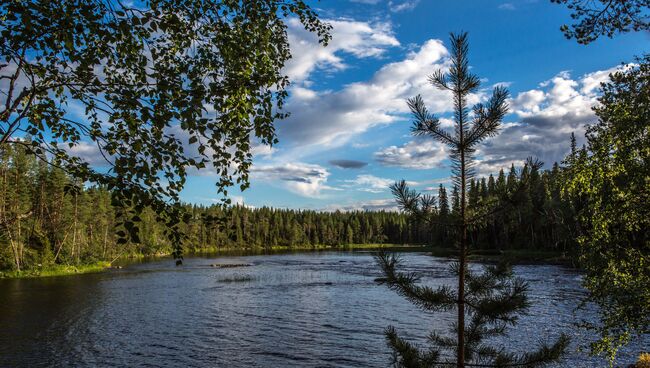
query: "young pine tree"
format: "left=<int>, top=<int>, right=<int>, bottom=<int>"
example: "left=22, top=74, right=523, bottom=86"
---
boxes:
left=376, top=33, right=568, bottom=368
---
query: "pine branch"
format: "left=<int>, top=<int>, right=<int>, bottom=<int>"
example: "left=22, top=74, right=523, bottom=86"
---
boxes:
left=491, top=334, right=569, bottom=367
left=466, top=86, right=509, bottom=148
left=408, top=95, right=457, bottom=146
left=467, top=278, right=530, bottom=325
left=391, top=180, right=421, bottom=215
left=448, top=32, right=481, bottom=94
left=376, top=252, right=456, bottom=312
left=420, top=194, right=437, bottom=215
left=386, top=326, right=442, bottom=368
left=428, top=69, right=451, bottom=91
left=465, top=263, right=515, bottom=298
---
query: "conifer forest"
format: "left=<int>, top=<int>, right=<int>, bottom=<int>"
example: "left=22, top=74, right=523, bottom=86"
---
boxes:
left=0, top=139, right=585, bottom=271
left=0, top=1, right=648, bottom=367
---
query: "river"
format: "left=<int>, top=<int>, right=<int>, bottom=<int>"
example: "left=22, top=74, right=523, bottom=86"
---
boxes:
left=0, top=251, right=645, bottom=367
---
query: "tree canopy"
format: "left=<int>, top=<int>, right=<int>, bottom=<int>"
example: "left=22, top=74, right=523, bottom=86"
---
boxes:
left=551, top=0, right=649, bottom=44
left=0, top=0, right=330, bottom=258
left=564, top=55, right=650, bottom=364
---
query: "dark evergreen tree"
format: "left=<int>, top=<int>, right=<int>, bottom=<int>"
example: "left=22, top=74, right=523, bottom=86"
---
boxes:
left=438, top=185, right=450, bottom=218
left=376, top=33, right=568, bottom=368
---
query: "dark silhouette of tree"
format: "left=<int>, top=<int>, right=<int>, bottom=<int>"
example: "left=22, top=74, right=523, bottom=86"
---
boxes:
left=376, top=33, right=568, bottom=368
left=0, top=0, right=330, bottom=261
left=551, top=0, right=649, bottom=44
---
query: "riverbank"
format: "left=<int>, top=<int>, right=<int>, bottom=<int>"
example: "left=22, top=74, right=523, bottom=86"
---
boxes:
left=0, top=244, right=574, bottom=279
left=149, top=244, right=574, bottom=266
left=405, top=246, right=573, bottom=265
left=0, top=261, right=111, bottom=279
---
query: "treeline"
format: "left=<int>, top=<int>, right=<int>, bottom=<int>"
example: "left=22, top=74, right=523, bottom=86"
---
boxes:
left=427, top=148, right=581, bottom=254
left=396, top=135, right=585, bottom=255
left=0, top=144, right=421, bottom=271
left=0, top=139, right=583, bottom=272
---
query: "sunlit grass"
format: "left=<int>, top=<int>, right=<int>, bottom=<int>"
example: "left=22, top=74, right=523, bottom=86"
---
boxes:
left=0, top=261, right=111, bottom=279
left=637, top=352, right=650, bottom=368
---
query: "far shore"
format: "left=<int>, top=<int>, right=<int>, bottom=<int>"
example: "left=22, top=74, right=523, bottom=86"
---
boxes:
left=0, top=244, right=575, bottom=280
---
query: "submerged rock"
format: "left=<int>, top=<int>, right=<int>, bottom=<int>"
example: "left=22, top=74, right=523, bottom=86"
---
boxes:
left=210, top=263, right=252, bottom=268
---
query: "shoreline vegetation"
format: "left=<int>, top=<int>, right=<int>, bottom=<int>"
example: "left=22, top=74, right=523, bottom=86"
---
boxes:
left=0, top=244, right=571, bottom=279
left=0, top=261, right=111, bottom=279
left=1, top=143, right=581, bottom=281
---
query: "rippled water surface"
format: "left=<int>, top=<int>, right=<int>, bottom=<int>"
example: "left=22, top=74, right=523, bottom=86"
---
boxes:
left=0, top=251, right=645, bottom=367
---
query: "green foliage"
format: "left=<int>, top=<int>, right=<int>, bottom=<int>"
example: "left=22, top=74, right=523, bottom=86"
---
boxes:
left=0, top=145, right=422, bottom=272
left=0, top=137, right=586, bottom=275
left=564, top=55, right=650, bottom=364
left=0, top=0, right=331, bottom=260
left=551, top=0, right=649, bottom=44
left=377, top=33, right=567, bottom=367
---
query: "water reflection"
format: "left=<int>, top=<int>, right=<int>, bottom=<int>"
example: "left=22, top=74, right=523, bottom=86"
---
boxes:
left=0, top=252, right=644, bottom=367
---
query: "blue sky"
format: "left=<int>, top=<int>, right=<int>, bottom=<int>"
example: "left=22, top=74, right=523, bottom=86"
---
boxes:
left=182, top=0, right=648, bottom=210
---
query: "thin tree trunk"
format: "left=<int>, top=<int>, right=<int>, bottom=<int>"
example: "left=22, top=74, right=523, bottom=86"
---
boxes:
left=9, top=238, right=20, bottom=272
left=103, top=222, right=108, bottom=259
left=72, top=191, right=78, bottom=262
left=457, top=92, right=466, bottom=368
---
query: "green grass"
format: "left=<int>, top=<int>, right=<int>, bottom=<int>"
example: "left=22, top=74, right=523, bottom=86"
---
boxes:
left=0, top=245, right=571, bottom=279
left=0, top=261, right=111, bottom=279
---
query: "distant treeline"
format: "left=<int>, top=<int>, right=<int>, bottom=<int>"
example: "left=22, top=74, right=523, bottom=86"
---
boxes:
left=0, top=142, right=581, bottom=271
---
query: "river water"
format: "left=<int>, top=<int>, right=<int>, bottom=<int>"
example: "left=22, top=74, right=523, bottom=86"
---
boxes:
left=0, top=251, right=645, bottom=367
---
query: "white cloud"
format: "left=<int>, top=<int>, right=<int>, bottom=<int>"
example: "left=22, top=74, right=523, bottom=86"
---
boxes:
left=284, top=18, right=399, bottom=84
left=477, top=64, right=629, bottom=174
left=343, top=174, right=393, bottom=193
left=230, top=195, right=245, bottom=206
left=389, top=0, right=420, bottom=12
left=250, top=162, right=335, bottom=198
left=580, top=65, right=631, bottom=95
left=366, top=64, right=630, bottom=177
left=374, top=139, right=447, bottom=169
left=278, top=39, right=453, bottom=150
left=64, top=141, right=111, bottom=166
left=498, top=3, right=516, bottom=10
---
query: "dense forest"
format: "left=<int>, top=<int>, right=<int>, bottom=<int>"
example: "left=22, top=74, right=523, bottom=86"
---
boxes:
left=0, top=137, right=583, bottom=272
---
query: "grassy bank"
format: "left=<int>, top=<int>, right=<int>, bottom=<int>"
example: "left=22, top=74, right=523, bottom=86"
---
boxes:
left=0, top=261, right=111, bottom=279
left=0, top=245, right=574, bottom=279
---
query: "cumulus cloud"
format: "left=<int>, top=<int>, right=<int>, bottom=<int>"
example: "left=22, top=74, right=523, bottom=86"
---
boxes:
left=374, top=139, right=447, bottom=169
left=349, top=0, right=420, bottom=12
left=284, top=18, right=399, bottom=84
left=368, top=64, right=629, bottom=177
left=329, top=159, right=368, bottom=169
left=250, top=162, right=336, bottom=197
left=343, top=174, right=393, bottom=193
left=62, top=141, right=111, bottom=166
left=389, top=0, right=420, bottom=12
left=475, top=65, right=627, bottom=174
left=278, top=39, right=454, bottom=149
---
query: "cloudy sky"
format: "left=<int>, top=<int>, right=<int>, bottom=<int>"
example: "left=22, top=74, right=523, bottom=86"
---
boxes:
left=184, top=0, right=647, bottom=211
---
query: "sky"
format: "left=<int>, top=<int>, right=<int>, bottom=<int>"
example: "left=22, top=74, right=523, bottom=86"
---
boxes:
left=176, top=1, right=647, bottom=210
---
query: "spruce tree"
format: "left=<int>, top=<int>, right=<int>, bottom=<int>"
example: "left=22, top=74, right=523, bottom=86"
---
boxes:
left=376, top=33, right=568, bottom=368
left=438, top=185, right=450, bottom=218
